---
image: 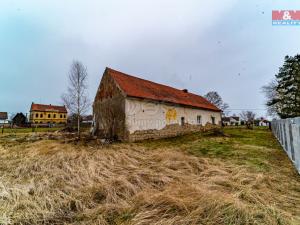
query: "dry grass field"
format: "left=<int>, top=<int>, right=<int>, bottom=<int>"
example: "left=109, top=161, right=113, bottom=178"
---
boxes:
left=0, top=127, right=299, bottom=225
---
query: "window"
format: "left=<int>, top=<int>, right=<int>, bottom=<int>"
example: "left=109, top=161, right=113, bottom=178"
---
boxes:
left=53, top=114, right=56, bottom=118
left=197, top=115, right=202, bottom=125
left=211, top=116, right=216, bottom=125
left=64, top=114, right=66, bottom=118
left=40, top=114, right=43, bottom=118
left=35, top=113, right=39, bottom=118
left=48, top=114, right=51, bottom=118
left=181, top=117, right=185, bottom=126
left=60, top=114, right=62, bottom=118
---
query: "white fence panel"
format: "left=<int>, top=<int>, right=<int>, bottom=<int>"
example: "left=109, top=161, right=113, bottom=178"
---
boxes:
left=272, top=117, right=300, bottom=174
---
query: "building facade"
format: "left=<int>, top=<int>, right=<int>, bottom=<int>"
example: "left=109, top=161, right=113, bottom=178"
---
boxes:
left=93, top=68, right=222, bottom=141
left=30, top=103, right=67, bottom=124
left=0, top=112, right=8, bottom=124
left=258, top=118, right=270, bottom=126
left=222, top=116, right=240, bottom=126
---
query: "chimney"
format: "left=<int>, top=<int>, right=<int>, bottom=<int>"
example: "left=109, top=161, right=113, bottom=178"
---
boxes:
left=182, top=89, right=188, bottom=93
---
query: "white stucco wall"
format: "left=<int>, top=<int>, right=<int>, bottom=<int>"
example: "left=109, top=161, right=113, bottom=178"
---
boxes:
left=0, top=119, right=8, bottom=124
left=125, top=98, right=221, bottom=134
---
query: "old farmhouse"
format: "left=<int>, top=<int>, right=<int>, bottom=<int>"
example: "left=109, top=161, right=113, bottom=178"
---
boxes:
left=93, top=68, right=222, bottom=141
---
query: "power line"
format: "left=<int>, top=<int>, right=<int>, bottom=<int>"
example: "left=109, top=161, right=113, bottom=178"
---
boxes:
left=224, top=108, right=266, bottom=111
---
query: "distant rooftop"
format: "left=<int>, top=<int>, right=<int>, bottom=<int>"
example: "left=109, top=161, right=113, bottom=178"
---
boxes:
left=0, top=112, right=8, bottom=120
left=30, top=103, right=67, bottom=113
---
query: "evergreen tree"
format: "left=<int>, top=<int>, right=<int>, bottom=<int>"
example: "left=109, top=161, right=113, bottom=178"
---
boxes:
left=267, top=55, right=300, bottom=118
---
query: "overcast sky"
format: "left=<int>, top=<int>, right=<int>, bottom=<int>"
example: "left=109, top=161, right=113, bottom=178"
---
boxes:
left=1, top=0, right=300, bottom=117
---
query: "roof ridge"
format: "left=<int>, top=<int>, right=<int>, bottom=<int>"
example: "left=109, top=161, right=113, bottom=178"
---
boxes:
left=32, top=103, right=65, bottom=107
left=107, top=67, right=204, bottom=98
left=30, top=103, right=67, bottom=113
left=107, top=67, right=189, bottom=95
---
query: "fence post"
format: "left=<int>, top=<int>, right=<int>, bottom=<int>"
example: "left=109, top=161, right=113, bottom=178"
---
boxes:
left=280, top=122, right=284, bottom=145
left=284, top=119, right=292, bottom=159
left=291, top=123, right=300, bottom=172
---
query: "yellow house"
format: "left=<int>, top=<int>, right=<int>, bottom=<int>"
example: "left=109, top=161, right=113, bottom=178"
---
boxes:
left=29, top=103, right=67, bottom=124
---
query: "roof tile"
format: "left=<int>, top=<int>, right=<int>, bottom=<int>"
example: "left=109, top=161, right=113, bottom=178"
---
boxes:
left=107, top=68, right=221, bottom=112
left=30, top=103, right=67, bottom=113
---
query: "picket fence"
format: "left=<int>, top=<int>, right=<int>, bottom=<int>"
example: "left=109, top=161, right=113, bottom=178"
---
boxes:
left=271, top=117, right=300, bottom=174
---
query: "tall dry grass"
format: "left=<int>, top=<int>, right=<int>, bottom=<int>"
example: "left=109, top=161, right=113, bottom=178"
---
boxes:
left=0, top=136, right=299, bottom=224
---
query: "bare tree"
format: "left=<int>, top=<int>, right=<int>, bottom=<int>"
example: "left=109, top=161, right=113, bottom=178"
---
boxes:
left=261, top=80, right=280, bottom=118
left=240, top=111, right=256, bottom=129
left=204, top=91, right=229, bottom=114
left=240, top=111, right=256, bottom=121
left=62, top=60, right=90, bottom=137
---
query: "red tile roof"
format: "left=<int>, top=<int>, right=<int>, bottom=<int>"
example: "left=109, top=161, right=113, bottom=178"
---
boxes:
left=30, top=103, right=67, bottom=113
left=107, top=68, right=221, bottom=112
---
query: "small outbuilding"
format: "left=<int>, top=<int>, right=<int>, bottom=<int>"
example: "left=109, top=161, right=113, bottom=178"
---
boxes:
left=12, top=113, right=27, bottom=126
left=258, top=118, right=270, bottom=126
left=222, top=116, right=240, bottom=126
left=0, top=112, right=8, bottom=124
left=93, top=68, right=222, bottom=141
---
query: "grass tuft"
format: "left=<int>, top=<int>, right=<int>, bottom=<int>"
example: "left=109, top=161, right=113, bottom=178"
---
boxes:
left=0, top=127, right=299, bottom=224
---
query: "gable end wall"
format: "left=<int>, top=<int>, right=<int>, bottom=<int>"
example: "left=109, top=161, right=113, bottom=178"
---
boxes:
left=93, top=71, right=127, bottom=140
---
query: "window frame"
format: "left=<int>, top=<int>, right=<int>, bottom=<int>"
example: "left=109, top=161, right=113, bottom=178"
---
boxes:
left=197, top=115, right=202, bottom=125
left=181, top=117, right=185, bottom=126
left=211, top=116, right=216, bottom=125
